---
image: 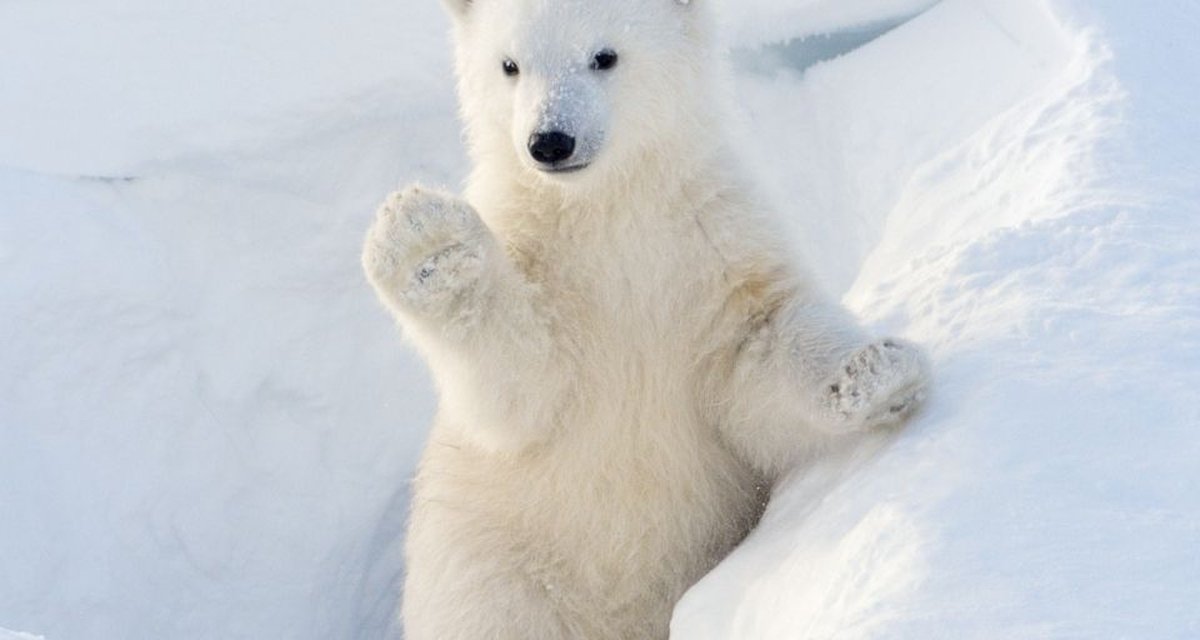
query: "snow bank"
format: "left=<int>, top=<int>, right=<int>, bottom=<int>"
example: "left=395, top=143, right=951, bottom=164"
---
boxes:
left=674, top=0, right=1200, bottom=637
left=1, top=3, right=460, bottom=638
left=2, top=0, right=1197, bottom=638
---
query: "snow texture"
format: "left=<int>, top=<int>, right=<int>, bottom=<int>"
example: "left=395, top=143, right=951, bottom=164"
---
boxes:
left=0, top=629, right=44, bottom=640
left=1, top=0, right=1197, bottom=638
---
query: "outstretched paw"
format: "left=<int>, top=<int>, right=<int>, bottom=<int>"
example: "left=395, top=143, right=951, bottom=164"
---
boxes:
left=823, top=339, right=929, bottom=430
left=362, top=185, right=491, bottom=313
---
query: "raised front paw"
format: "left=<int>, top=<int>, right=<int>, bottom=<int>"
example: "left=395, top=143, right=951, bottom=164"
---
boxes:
left=823, top=339, right=929, bottom=430
left=362, top=185, right=492, bottom=314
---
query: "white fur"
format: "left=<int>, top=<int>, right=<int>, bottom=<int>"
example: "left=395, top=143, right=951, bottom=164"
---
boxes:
left=363, top=0, right=929, bottom=637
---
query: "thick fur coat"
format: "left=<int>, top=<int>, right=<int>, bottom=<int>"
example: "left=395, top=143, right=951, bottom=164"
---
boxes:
left=362, top=0, right=929, bottom=637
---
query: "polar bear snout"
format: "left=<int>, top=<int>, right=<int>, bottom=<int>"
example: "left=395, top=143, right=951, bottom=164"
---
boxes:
left=513, top=71, right=608, bottom=177
left=528, top=131, right=577, bottom=167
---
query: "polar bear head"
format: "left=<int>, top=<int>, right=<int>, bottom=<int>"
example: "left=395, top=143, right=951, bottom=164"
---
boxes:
left=442, top=0, right=718, bottom=188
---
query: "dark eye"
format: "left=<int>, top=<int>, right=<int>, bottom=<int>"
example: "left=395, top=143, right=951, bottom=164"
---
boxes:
left=591, top=49, right=619, bottom=71
left=502, top=58, right=520, bottom=77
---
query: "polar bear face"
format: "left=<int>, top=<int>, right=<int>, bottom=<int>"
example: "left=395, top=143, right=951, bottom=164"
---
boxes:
left=443, top=0, right=713, bottom=186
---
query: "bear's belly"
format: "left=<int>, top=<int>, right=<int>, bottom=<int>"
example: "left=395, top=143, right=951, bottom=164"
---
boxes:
left=408, top=411, right=764, bottom=636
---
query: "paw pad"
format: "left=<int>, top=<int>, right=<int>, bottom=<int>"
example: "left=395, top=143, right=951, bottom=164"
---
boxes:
left=362, top=187, right=490, bottom=312
left=823, top=339, right=929, bottom=430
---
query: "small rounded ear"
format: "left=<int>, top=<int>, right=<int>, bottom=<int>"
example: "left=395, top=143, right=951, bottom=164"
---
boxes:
left=440, top=0, right=471, bottom=20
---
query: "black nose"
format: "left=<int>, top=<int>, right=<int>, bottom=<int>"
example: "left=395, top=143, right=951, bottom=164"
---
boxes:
left=528, top=131, right=576, bottom=165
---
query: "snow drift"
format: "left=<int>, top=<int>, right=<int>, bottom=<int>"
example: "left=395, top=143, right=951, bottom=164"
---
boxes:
left=1, top=0, right=1197, bottom=638
left=677, top=0, right=1200, bottom=637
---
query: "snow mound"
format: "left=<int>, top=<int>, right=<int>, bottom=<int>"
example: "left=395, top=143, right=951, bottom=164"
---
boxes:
left=674, top=0, right=1200, bottom=637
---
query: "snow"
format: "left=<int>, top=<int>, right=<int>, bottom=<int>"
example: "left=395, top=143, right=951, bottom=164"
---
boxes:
left=1, top=3, right=456, bottom=638
left=0, top=629, right=44, bottom=640
left=1, top=0, right=1197, bottom=638
left=0, top=1, right=453, bottom=177
left=716, top=0, right=939, bottom=48
left=676, top=0, right=1200, bottom=637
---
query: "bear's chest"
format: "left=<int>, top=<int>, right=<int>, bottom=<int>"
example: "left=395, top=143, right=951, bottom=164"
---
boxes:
left=515, top=216, right=738, bottom=446
left=534, top=216, right=726, bottom=353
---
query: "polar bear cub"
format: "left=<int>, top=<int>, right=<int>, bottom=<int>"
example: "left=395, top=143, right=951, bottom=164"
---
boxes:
left=362, top=0, right=929, bottom=638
